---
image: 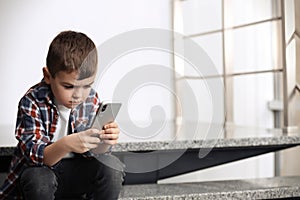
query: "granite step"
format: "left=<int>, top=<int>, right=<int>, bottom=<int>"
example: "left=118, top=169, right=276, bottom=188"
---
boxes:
left=113, top=131, right=300, bottom=184
left=1, top=174, right=299, bottom=199
left=118, top=176, right=300, bottom=200
left=1, top=130, right=300, bottom=184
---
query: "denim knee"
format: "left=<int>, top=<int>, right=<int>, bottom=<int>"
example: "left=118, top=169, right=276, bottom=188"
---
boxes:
left=19, top=166, right=57, bottom=200
left=95, top=154, right=125, bottom=181
left=92, top=154, right=125, bottom=199
left=95, top=154, right=124, bottom=170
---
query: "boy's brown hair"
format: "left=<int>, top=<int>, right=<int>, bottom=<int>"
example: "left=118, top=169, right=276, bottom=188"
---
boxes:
left=46, top=30, right=98, bottom=80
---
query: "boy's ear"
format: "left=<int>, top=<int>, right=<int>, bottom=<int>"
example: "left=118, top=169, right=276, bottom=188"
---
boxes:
left=43, top=67, right=51, bottom=84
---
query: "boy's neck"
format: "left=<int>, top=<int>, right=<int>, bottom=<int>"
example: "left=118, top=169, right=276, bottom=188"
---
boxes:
left=54, top=98, right=71, bottom=111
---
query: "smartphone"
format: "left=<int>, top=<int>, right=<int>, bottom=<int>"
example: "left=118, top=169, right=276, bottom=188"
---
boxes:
left=92, top=101, right=122, bottom=130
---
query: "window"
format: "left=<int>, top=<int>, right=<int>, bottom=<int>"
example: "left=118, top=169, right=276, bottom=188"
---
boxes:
left=173, top=0, right=282, bottom=135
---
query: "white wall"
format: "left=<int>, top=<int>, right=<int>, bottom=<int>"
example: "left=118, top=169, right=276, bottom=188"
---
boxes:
left=0, top=0, right=173, bottom=145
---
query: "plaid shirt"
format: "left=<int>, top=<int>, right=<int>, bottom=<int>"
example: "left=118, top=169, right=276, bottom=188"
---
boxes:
left=0, top=80, right=100, bottom=199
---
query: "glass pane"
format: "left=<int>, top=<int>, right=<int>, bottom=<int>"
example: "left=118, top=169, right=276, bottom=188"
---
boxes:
left=230, top=21, right=280, bottom=73
left=233, top=73, right=274, bottom=128
left=185, top=33, right=223, bottom=76
left=182, top=0, right=222, bottom=35
left=225, top=0, right=281, bottom=27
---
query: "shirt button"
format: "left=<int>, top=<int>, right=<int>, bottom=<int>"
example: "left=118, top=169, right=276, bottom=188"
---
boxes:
left=55, top=115, right=59, bottom=119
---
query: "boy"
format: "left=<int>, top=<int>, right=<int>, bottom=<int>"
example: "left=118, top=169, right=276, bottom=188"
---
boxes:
left=0, top=31, right=124, bottom=199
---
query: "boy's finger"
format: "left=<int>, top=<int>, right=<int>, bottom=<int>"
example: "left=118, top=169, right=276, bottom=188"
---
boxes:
left=84, top=129, right=104, bottom=139
left=104, top=128, right=119, bottom=135
left=102, top=139, right=118, bottom=145
left=86, top=136, right=101, bottom=144
left=100, top=133, right=119, bottom=140
left=86, top=128, right=101, bottom=135
left=104, top=122, right=118, bottom=129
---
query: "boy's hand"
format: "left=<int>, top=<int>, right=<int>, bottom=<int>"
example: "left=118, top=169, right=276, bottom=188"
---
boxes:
left=99, top=122, right=120, bottom=145
left=67, top=129, right=101, bottom=153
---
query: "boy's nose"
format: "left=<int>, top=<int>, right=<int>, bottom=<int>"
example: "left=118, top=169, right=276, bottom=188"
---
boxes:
left=72, top=88, right=83, bottom=100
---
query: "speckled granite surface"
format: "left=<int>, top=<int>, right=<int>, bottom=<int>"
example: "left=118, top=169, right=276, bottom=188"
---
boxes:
left=118, top=176, right=300, bottom=200
left=1, top=129, right=300, bottom=155
left=112, top=134, right=300, bottom=152
left=111, top=127, right=300, bottom=152
left=0, top=146, right=15, bottom=156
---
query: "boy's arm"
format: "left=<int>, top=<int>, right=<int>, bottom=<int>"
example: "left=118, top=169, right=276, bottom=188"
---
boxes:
left=44, top=129, right=101, bottom=166
left=44, top=122, right=119, bottom=166
left=43, top=137, right=70, bottom=166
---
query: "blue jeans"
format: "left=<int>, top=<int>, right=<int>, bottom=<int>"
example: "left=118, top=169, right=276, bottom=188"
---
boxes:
left=19, top=154, right=125, bottom=200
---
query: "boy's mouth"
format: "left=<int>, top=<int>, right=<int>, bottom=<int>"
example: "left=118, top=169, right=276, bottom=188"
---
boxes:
left=70, top=101, right=82, bottom=106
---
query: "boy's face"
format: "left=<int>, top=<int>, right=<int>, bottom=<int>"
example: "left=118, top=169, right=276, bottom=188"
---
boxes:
left=43, top=67, right=95, bottom=109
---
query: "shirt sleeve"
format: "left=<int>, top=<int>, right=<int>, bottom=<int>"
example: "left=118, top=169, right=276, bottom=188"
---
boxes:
left=15, top=96, right=51, bottom=166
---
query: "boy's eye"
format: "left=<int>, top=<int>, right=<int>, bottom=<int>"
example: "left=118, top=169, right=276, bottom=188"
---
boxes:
left=63, top=85, right=91, bottom=89
left=63, top=85, right=74, bottom=89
